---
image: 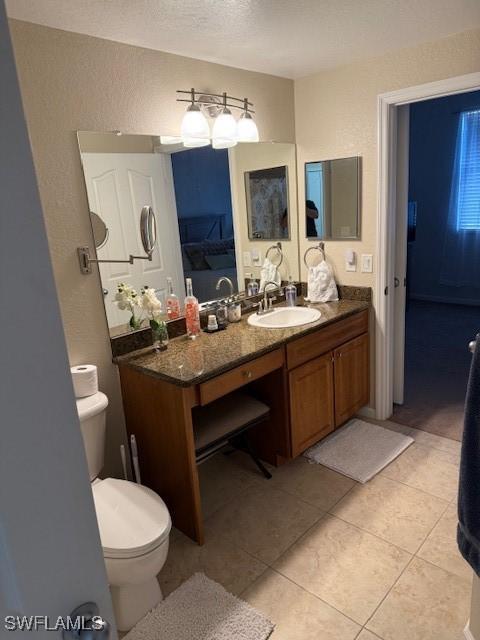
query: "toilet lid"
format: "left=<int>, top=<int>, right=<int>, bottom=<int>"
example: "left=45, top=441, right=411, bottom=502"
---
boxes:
left=92, top=478, right=171, bottom=559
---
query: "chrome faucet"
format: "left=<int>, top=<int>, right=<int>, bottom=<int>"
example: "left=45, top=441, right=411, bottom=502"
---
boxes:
left=257, top=281, right=281, bottom=315
left=215, top=276, right=234, bottom=298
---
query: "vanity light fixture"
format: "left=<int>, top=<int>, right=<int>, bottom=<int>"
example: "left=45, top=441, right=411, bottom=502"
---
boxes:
left=176, top=89, right=259, bottom=148
left=237, top=99, right=260, bottom=143
left=212, top=95, right=237, bottom=149
left=180, top=89, right=211, bottom=147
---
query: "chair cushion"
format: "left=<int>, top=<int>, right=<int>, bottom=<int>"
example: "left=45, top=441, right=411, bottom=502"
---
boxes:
left=193, top=391, right=269, bottom=453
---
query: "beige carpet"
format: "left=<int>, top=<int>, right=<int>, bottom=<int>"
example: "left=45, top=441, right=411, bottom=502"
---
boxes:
left=124, top=573, right=274, bottom=640
left=393, top=300, right=474, bottom=442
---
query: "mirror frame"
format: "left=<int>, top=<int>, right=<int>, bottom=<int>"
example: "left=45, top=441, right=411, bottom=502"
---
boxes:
left=304, top=156, right=361, bottom=241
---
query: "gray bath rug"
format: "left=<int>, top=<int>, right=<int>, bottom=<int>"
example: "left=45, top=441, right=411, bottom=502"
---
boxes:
left=123, top=573, right=274, bottom=640
left=304, top=418, right=414, bottom=483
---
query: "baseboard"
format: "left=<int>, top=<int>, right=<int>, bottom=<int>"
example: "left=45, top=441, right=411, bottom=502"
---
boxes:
left=357, top=406, right=376, bottom=420
left=410, top=293, right=480, bottom=307
left=464, top=621, right=477, bottom=640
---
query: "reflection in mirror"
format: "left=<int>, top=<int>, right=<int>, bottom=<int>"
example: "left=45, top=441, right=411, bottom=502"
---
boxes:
left=305, top=156, right=361, bottom=240
left=90, top=212, right=108, bottom=249
left=245, top=165, right=289, bottom=240
left=77, top=132, right=299, bottom=337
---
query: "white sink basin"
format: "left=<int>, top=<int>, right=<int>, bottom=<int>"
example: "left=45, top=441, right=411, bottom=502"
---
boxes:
left=248, top=306, right=321, bottom=329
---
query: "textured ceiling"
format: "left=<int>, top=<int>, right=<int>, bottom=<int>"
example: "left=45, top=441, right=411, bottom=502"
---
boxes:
left=6, top=0, right=480, bottom=78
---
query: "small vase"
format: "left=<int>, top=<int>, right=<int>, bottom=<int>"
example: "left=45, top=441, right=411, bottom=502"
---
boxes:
left=151, top=319, right=169, bottom=351
left=129, top=313, right=143, bottom=331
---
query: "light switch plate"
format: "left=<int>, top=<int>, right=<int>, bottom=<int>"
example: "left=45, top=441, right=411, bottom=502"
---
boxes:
left=243, top=251, right=251, bottom=267
left=251, top=250, right=262, bottom=266
left=345, top=249, right=356, bottom=272
left=361, top=254, right=373, bottom=273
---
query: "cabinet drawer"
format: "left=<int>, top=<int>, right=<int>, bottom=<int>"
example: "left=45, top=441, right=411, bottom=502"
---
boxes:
left=286, top=310, right=368, bottom=370
left=198, top=348, right=284, bottom=405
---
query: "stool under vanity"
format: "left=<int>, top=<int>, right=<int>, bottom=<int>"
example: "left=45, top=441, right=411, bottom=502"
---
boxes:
left=117, top=303, right=369, bottom=545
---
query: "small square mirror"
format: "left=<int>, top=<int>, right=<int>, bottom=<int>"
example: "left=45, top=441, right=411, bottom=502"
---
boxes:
left=305, top=156, right=361, bottom=240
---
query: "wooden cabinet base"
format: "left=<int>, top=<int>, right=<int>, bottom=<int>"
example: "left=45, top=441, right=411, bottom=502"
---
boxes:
left=118, top=366, right=204, bottom=544
left=117, top=311, right=369, bottom=545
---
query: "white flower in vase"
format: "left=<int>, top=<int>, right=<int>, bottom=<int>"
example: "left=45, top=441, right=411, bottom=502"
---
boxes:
left=115, top=283, right=144, bottom=330
left=141, top=286, right=169, bottom=349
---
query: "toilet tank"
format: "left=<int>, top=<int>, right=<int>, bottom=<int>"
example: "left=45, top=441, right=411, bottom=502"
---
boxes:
left=76, top=391, right=108, bottom=481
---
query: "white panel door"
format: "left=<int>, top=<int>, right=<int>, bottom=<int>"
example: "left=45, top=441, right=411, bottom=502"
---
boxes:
left=82, top=153, right=185, bottom=327
left=393, top=105, right=410, bottom=405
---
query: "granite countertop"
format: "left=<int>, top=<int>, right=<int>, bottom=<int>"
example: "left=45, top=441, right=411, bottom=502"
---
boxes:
left=115, top=298, right=370, bottom=387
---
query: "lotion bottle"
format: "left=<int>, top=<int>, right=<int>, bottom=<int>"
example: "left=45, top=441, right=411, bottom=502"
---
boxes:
left=166, top=277, right=181, bottom=320
left=184, top=278, right=200, bottom=339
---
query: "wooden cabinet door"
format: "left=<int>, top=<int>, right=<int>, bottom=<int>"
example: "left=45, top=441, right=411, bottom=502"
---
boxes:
left=334, top=333, right=369, bottom=427
left=289, top=353, right=335, bottom=457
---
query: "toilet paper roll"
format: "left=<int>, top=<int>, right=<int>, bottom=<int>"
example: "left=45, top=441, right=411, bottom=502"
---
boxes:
left=71, top=364, right=98, bottom=398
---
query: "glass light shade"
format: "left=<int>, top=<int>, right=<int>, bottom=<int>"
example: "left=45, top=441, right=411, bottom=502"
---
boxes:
left=212, top=108, right=237, bottom=149
left=236, top=112, right=259, bottom=143
left=180, top=104, right=210, bottom=147
left=182, top=137, right=211, bottom=148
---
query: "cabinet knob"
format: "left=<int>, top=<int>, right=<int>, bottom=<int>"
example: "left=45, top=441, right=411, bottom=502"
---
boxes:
left=243, top=370, right=253, bottom=379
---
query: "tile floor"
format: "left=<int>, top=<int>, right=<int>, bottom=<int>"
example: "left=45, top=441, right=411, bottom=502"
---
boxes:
left=159, top=421, right=471, bottom=640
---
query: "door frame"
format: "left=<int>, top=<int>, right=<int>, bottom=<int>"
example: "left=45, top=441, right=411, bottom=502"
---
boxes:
left=375, top=71, right=480, bottom=420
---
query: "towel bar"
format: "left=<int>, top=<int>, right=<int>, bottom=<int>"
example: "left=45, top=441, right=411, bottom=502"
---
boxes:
left=266, top=241, right=283, bottom=267
left=304, top=242, right=325, bottom=267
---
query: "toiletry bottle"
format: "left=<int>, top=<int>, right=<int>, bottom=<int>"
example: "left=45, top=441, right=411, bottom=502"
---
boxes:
left=285, top=276, right=297, bottom=307
left=247, top=273, right=259, bottom=296
left=166, top=277, right=181, bottom=320
left=184, top=278, right=200, bottom=339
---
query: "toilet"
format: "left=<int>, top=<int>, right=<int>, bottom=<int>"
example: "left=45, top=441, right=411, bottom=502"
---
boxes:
left=76, top=391, right=171, bottom=631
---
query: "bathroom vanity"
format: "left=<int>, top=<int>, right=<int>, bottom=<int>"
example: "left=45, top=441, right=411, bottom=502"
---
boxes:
left=117, top=298, right=369, bottom=544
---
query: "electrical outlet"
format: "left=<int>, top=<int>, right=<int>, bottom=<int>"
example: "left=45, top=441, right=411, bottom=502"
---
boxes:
left=243, top=251, right=251, bottom=267
left=361, top=254, right=373, bottom=273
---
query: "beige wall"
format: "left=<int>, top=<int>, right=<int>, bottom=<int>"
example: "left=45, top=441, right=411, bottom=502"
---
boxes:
left=295, top=27, right=480, bottom=411
left=9, top=19, right=295, bottom=477
left=229, top=142, right=299, bottom=285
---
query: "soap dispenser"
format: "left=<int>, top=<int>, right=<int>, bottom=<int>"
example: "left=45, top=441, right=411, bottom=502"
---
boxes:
left=285, top=276, right=297, bottom=307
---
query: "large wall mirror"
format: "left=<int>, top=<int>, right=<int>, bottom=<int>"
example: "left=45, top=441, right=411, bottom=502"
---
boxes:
left=305, top=156, right=361, bottom=240
left=77, top=132, right=299, bottom=336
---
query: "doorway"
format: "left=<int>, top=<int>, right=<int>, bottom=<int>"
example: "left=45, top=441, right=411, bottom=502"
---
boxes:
left=375, top=72, right=480, bottom=423
left=392, top=91, right=480, bottom=440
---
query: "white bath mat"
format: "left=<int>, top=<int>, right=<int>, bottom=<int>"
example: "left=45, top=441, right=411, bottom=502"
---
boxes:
left=123, top=573, right=274, bottom=640
left=304, top=419, right=414, bottom=483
